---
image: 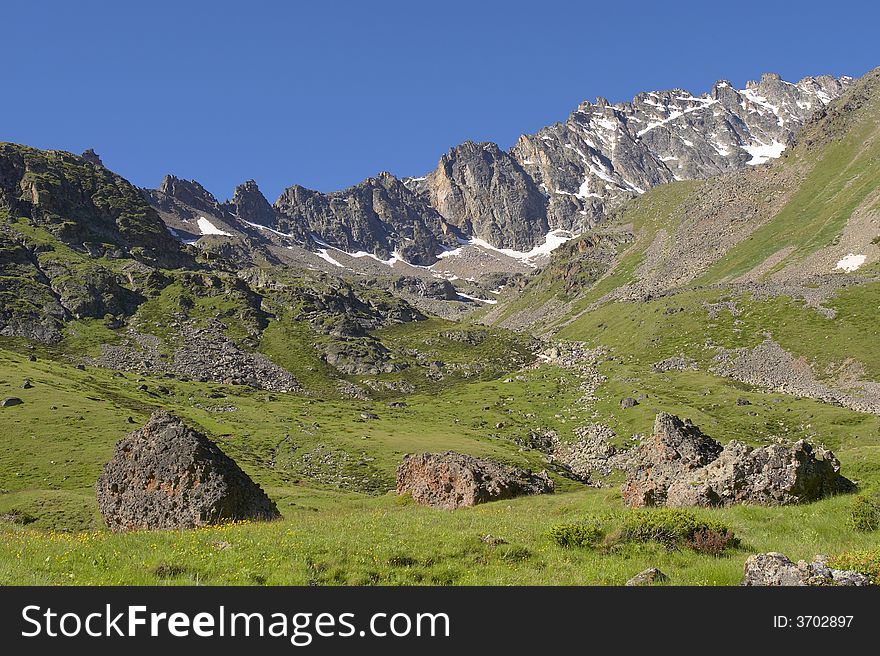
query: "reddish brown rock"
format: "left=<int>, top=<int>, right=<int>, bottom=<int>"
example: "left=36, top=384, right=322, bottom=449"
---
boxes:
left=396, top=451, right=553, bottom=509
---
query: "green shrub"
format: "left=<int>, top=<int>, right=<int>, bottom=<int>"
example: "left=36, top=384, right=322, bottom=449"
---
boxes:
left=828, top=550, right=880, bottom=584
left=849, top=495, right=880, bottom=532
left=548, top=522, right=604, bottom=548
left=621, top=508, right=738, bottom=553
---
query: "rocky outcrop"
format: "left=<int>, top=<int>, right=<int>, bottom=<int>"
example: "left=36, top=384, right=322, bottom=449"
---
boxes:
left=396, top=451, right=553, bottom=509
left=410, top=141, right=549, bottom=250
left=228, top=179, right=285, bottom=233
left=622, top=413, right=722, bottom=507
left=0, top=144, right=189, bottom=342
left=622, top=413, right=854, bottom=507
left=0, top=144, right=188, bottom=268
left=666, top=439, right=854, bottom=507
left=96, top=411, right=280, bottom=531
left=274, top=172, right=457, bottom=265
left=741, top=553, right=870, bottom=586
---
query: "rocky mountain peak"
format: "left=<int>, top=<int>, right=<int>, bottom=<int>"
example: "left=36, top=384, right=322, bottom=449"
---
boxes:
left=413, top=140, right=549, bottom=250
left=156, top=174, right=222, bottom=215
left=80, top=148, right=104, bottom=167
left=229, top=179, right=276, bottom=228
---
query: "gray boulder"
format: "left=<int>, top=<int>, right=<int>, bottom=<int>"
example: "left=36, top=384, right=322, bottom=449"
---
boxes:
left=396, top=451, right=553, bottom=509
left=667, top=439, right=854, bottom=507
left=1, top=397, right=23, bottom=407
left=742, top=553, right=871, bottom=586
left=623, top=413, right=853, bottom=508
left=96, top=411, right=280, bottom=531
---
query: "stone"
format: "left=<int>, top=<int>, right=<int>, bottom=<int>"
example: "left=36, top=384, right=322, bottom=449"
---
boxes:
left=735, top=398, right=750, bottom=406
left=626, top=567, right=669, bottom=586
left=621, top=413, right=723, bottom=507
left=741, top=553, right=871, bottom=586
left=667, top=439, right=855, bottom=507
left=20, top=379, right=33, bottom=389
left=623, top=413, right=853, bottom=507
left=1, top=397, right=23, bottom=408
left=620, top=397, right=638, bottom=409
left=396, top=451, right=553, bottom=509
left=96, top=410, right=280, bottom=531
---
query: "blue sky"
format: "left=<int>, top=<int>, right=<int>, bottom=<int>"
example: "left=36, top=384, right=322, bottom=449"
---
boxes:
left=2, top=0, right=877, bottom=201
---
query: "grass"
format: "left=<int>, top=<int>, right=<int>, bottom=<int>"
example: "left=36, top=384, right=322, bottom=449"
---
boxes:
left=1, top=329, right=879, bottom=585
left=2, top=485, right=878, bottom=586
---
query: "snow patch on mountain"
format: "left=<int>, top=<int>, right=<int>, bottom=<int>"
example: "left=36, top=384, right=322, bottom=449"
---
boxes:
left=836, top=253, right=866, bottom=273
left=196, top=217, right=232, bottom=236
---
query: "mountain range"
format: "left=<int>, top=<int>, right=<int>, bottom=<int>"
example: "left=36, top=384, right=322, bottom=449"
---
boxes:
left=144, top=72, right=852, bottom=276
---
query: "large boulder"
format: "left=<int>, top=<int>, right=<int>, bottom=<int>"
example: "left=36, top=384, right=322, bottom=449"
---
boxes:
left=667, top=439, right=854, bottom=507
left=621, top=412, right=722, bottom=507
left=623, top=413, right=854, bottom=508
left=396, top=451, right=553, bottom=509
left=96, top=411, right=280, bottom=531
left=742, top=553, right=870, bottom=586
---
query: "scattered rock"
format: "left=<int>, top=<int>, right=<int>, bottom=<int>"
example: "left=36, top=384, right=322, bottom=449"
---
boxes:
left=96, top=410, right=281, bottom=531
left=623, top=413, right=854, bottom=507
left=360, top=412, right=379, bottom=420
left=396, top=451, right=553, bottom=509
left=27, top=354, right=37, bottom=362
left=735, top=398, right=751, bottom=406
left=480, top=534, right=508, bottom=546
left=741, top=553, right=871, bottom=586
left=549, top=423, right=627, bottom=482
left=620, top=397, right=638, bottom=409
left=626, top=567, right=669, bottom=586
left=20, top=379, right=33, bottom=389
left=1, top=397, right=23, bottom=408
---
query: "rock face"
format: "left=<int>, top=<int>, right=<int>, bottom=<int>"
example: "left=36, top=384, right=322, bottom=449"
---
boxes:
left=96, top=411, right=280, bottom=531
left=0, top=144, right=190, bottom=342
left=274, top=172, right=457, bottom=265
left=622, top=413, right=853, bottom=507
left=396, top=451, right=553, bottom=509
left=410, top=141, right=549, bottom=250
left=741, top=553, right=871, bottom=586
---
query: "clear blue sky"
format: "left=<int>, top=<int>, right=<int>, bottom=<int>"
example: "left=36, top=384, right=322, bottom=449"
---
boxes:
left=2, top=0, right=876, bottom=201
